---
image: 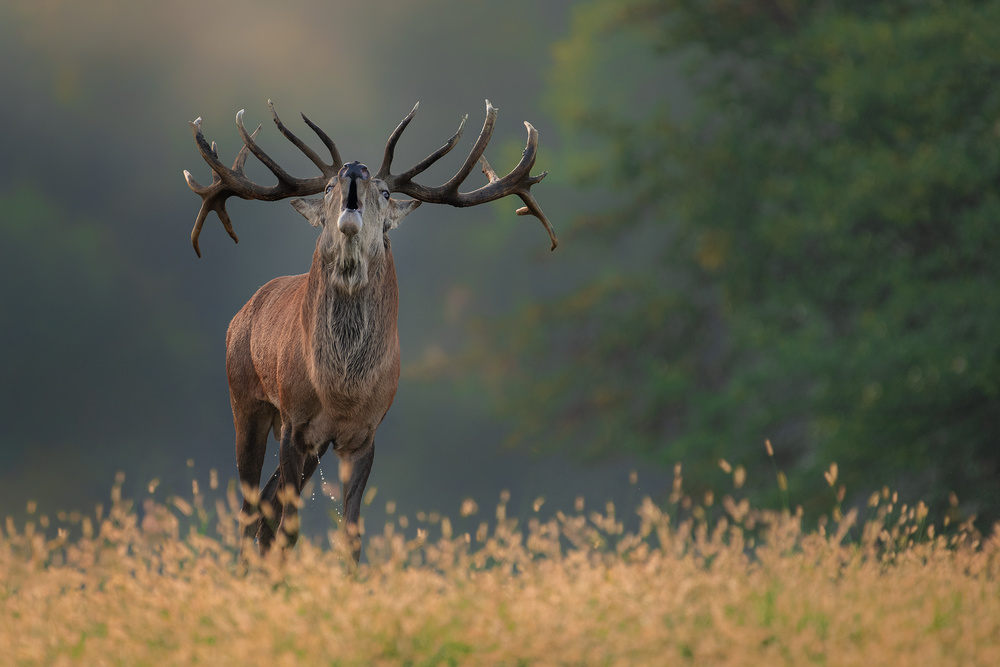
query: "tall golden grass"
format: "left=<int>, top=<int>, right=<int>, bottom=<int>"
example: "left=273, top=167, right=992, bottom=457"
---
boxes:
left=2, top=466, right=998, bottom=666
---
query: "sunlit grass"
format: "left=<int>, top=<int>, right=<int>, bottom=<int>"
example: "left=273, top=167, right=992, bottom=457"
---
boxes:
left=2, top=467, right=998, bottom=666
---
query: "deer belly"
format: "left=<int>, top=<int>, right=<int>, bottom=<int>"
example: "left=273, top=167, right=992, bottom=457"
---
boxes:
left=304, top=413, right=375, bottom=456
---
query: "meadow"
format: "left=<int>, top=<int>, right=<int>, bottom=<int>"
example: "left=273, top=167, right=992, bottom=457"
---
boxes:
left=1, top=466, right=998, bottom=666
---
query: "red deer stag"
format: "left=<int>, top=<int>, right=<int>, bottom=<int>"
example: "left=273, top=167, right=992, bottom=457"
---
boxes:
left=183, top=100, right=555, bottom=558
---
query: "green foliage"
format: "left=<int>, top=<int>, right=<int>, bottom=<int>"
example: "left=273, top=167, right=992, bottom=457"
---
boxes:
left=496, top=0, right=1000, bottom=522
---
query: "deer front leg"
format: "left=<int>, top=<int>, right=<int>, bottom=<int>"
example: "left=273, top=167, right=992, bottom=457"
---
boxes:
left=340, top=438, right=375, bottom=562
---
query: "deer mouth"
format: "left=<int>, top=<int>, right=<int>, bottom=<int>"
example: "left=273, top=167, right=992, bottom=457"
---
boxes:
left=337, top=178, right=364, bottom=238
left=344, top=177, right=361, bottom=212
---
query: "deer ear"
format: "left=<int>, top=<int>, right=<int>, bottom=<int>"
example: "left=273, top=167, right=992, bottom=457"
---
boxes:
left=384, top=198, right=421, bottom=232
left=291, top=198, right=326, bottom=228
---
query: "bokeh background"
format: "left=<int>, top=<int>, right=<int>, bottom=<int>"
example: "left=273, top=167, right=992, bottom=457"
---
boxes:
left=2, top=0, right=997, bottom=535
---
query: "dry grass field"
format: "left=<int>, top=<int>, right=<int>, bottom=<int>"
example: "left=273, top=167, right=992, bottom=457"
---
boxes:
left=2, top=467, right=998, bottom=666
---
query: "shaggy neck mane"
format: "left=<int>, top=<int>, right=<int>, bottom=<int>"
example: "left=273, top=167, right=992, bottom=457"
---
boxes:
left=306, top=248, right=392, bottom=391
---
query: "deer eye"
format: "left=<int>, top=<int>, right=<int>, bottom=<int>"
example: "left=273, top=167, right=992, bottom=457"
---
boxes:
left=382, top=191, right=390, bottom=200
left=325, top=184, right=334, bottom=195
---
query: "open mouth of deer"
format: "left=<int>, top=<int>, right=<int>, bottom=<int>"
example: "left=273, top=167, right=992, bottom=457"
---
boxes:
left=337, top=162, right=371, bottom=239
left=345, top=178, right=360, bottom=212
left=337, top=162, right=368, bottom=238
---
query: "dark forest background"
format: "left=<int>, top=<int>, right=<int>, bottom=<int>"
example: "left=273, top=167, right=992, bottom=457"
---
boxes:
left=1, top=0, right=997, bottom=534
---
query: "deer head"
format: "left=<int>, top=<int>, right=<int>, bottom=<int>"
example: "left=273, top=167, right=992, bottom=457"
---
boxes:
left=182, top=100, right=557, bottom=261
left=289, top=161, right=420, bottom=291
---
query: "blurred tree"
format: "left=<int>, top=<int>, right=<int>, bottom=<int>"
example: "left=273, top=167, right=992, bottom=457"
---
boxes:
left=489, top=0, right=1000, bottom=522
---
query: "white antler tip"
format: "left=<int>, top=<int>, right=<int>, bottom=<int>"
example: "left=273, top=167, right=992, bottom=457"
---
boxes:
left=183, top=170, right=205, bottom=192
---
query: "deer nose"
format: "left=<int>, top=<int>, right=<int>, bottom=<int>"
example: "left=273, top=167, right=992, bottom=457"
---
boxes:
left=340, top=161, right=370, bottom=181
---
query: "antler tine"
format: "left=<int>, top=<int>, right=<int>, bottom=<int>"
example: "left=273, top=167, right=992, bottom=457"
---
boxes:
left=376, top=102, right=419, bottom=180
left=516, top=187, right=558, bottom=251
left=188, top=196, right=240, bottom=259
left=440, top=100, right=497, bottom=193
left=400, top=114, right=469, bottom=182
left=184, top=118, right=261, bottom=257
left=267, top=99, right=342, bottom=177
left=235, top=109, right=302, bottom=190
left=376, top=102, right=471, bottom=182
left=481, top=150, right=558, bottom=251
left=188, top=117, right=236, bottom=182
left=183, top=104, right=340, bottom=256
left=299, top=113, right=344, bottom=174
left=383, top=100, right=557, bottom=250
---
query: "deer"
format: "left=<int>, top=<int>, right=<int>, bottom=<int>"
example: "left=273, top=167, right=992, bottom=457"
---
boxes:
left=183, top=100, right=556, bottom=559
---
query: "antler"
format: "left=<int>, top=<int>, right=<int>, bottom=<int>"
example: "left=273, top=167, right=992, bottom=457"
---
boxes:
left=182, top=100, right=343, bottom=257
left=377, top=100, right=557, bottom=251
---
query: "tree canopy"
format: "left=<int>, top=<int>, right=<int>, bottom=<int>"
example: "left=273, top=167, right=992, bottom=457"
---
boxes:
left=494, top=0, right=1000, bottom=522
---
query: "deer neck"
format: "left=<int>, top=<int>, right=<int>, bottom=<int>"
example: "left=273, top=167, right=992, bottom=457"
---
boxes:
left=304, top=244, right=398, bottom=390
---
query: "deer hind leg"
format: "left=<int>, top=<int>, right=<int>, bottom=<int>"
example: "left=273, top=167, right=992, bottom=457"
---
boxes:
left=233, top=404, right=277, bottom=551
